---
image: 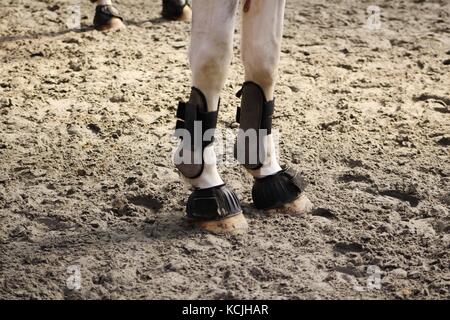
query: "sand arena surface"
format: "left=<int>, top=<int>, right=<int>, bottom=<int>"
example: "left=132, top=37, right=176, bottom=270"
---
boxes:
left=0, top=0, right=449, bottom=299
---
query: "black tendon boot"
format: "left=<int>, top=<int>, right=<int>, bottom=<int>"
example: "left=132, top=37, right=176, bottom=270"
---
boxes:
left=235, top=81, right=310, bottom=211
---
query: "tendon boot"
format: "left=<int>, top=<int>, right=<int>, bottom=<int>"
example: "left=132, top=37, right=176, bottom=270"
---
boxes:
left=235, top=81, right=311, bottom=211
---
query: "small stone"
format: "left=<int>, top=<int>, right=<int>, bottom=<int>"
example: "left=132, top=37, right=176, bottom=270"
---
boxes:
left=87, top=123, right=101, bottom=134
left=66, top=124, right=82, bottom=137
left=110, top=95, right=128, bottom=103
left=408, top=271, right=421, bottom=279
left=90, top=220, right=107, bottom=230
left=135, top=51, right=143, bottom=59
left=0, top=98, right=13, bottom=108
left=69, top=61, right=82, bottom=71
left=111, top=130, right=122, bottom=139
left=62, top=37, right=80, bottom=45
left=76, top=169, right=87, bottom=176
left=47, top=4, right=60, bottom=11
left=360, top=233, right=372, bottom=242
left=125, top=177, right=137, bottom=185
left=30, top=52, right=44, bottom=58
left=288, top=85, right=300, bottom=93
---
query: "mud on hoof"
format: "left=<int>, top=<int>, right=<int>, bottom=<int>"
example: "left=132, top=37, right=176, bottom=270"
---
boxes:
left=186, top=185, right=248, bottom=234
left=162, top=0, right=192, bottom=21
left=93, top=5, right=125, bottom=31
left=252, top=167, right=313, bottom=214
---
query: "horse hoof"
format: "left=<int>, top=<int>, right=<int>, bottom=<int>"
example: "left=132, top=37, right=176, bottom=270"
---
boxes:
left=93, top=5, right=125, bottom=31
left=189, top=213, right=248, bottom=234
left=178, top=5, right=192, bottom=21
left=267, top=194, right=313, bottom=215
left=185, top=184, right=246, bottom=234
left=95, top=17, right=125, bottom=31
left=162, top=0, right=192, bottom=21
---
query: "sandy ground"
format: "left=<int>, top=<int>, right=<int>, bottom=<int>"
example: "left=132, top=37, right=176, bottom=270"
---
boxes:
left=0, top=0, right=449, bottom=300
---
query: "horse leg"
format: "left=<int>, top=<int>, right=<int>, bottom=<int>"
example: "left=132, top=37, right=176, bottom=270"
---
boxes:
left=239, top=0, right=313, bottom=214
left=174, top=0, right=247, bottom=233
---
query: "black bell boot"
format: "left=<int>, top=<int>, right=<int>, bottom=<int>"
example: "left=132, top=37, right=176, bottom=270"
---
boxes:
left=252, top=167, right=308, bottom=210
left=93, top=4, right=124, bottom=31
left=162, top=0, right=191, bottom=21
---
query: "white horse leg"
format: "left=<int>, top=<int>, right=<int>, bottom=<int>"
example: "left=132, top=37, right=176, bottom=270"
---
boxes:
left=185, top=0, right=239, bottom=189
left=95, top=0, right=112, bottom=4
left=241, top=0, right=285, bottom=101
left=240, top=0, right=312, bottom=214
left=240, top=0, right=285, bottom=178
left=175, top=0, right=247, bottom=233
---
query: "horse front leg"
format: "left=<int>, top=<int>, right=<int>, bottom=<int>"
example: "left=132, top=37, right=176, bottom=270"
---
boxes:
left=237, top=0, right=313, bottom=214
left=173, top=0, right=248, bottom=233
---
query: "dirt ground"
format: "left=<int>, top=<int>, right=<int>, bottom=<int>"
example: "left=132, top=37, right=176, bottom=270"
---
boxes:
left=0, top=0, right=449, bottom=300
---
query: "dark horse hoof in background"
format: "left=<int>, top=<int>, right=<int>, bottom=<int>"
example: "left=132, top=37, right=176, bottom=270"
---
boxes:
left=91, top=0, right=125, bottom=31
left=162, top=0, right=192, bottom=21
